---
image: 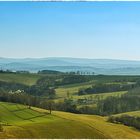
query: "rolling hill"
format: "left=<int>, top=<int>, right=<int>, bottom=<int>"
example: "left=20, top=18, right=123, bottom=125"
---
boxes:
left=113, top=110, right=140, bottom=117
left=0, top=102, right=140, bottom=139
left=0, top=73, right=41, bottom=86
left=1, top=57, right=140, bottom=74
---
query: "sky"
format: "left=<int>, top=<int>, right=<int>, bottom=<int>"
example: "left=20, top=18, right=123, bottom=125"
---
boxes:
left=0, top=2, right=140, bottom=60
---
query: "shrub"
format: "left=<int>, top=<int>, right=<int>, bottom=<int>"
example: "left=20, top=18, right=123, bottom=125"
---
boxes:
left=0, top=123, right=3, bottom=132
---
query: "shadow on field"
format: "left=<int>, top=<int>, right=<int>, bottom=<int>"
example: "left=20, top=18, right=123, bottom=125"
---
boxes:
left=0, top=103, right=49, bottom=122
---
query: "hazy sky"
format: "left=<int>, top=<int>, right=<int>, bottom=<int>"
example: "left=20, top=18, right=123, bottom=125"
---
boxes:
left=0, top=2, right=140, bottom=60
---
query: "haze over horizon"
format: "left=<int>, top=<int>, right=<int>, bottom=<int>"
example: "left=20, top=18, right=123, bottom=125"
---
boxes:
left=1, top=57, right=140, bottom=62
left=0, top=2, right=140, bottom=60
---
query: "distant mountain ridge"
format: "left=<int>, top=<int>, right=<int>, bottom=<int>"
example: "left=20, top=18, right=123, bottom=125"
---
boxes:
left=1, top=57, right=140, bottom=75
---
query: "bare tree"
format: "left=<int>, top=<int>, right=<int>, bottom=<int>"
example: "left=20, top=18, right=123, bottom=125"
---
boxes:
left=46, top=100, right=54, bottom=114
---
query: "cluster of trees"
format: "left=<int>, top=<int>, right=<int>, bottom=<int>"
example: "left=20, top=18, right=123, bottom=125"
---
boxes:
left=0, top=81, right=55, bottom=98
left=77, top=97, right=94, bottom=105
left=38, top=70, right=94, bottom=75
left=38, top=70, right=63, bottom=75
left=54, top=99, right=78, bottom=113
left=0, top=89, right=56, bottom=114
left=0, top=81, right=28, bottom=92
left=78, top=105, right=97, bottom=114
left=61, top=75, right=90, bottom=85
left=16, top=71, right=30, bottom=74
left=0, top=70, right=31, bottom=74
left=0, top=123, right=3, bottom=132
left=0, top=70, right=13, bottom=73
left=27, top=84, right=56, bottom=98
left=95, top=91, right=140, bottom=115
left=0, top=89, right=78, bottom=114
left=37, top=74, right=91, bottom=87
left=64, top=71, right=94, bottom=75
left=78, top=83, right=135, bottom=95
left=99, top=96, right=140, bottom=115
left=108, top=115, right=140, bottom=130
left=0, top=89, right=39, bottom=107
left=77, top=86, right=140, bottom=115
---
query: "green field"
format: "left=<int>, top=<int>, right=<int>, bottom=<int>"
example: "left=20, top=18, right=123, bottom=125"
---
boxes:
left=73, top=91, right=127, bottom=100
left=55, top=80, right=127, bottom=104
left=55, top=81, right=95, bottom=98
left=0, top=102, right=140, bottom=139
left=0, top=73, right=41, bottom=85
left=54, top=91, right=127, bottom=105
left=113, top=110, right=140, bottom=117
left=55, top=78, right=131, bottom=98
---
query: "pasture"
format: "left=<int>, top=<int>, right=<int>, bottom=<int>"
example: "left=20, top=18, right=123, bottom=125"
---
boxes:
left=0, top=73, right=41, bottom=86
left=0, top=102, right=140, bottom=139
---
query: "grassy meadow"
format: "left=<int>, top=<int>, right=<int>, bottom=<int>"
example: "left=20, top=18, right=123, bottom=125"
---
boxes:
left=0, top=102, right=140, bottom=139
left=0, top=73, right=41, bottom=86
left=113, top=110, right=140, bottom=117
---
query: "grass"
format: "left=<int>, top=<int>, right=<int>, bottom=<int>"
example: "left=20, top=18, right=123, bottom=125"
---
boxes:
left=54, top=91, right=127, bottom=104
left=113, top=110, right=140, bottom=117
left=55, top=81, right=95, bottom=98
left=55, top=79, right=128, bottom=107
left=0, top=102, right=140, bottom=138
left=55, top=80, right=128, bottom=98
left=73, top=91, right=127, bottom=100
left=55, top=77, right=129, bottom=100
left=0, top=73, right=41, bottom=85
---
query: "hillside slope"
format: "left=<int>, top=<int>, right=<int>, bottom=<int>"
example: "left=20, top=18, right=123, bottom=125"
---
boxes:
left=113, top=110, right=140, bottom=117
left=0, top=73, right=41, bottom=85
left=0, top=102, right=140, bottom=139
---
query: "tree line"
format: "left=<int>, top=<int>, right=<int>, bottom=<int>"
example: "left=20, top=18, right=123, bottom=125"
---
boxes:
left=108, top=115, right=140, bottom=130
left=78, top=83, right=135, bottom=95
left=93, top=87, right=140, bottom=115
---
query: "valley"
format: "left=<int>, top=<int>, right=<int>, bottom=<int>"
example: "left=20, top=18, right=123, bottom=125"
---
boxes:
left=0, top=71, right=140, bottom=138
